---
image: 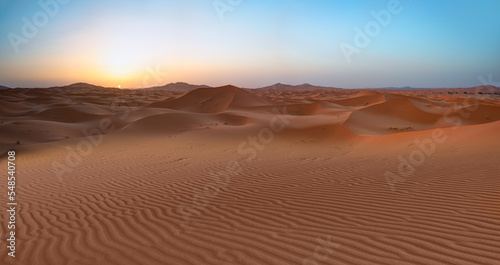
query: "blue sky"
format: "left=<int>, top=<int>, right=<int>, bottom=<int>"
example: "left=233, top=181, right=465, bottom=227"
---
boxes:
left=0, top=0, right=499, bottom=88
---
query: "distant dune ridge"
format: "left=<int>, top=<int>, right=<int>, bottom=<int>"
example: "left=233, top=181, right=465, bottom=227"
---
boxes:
left=149, top=82, right=211, bottom=91
left=0, top=82, right=499, bottom=264
left=2, top=82, right=498, bottom=150
left=259, top=82, right=343, bottom=91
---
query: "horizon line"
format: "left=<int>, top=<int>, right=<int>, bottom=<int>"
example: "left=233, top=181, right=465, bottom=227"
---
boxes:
left=1, top=81, right=498, bottom=90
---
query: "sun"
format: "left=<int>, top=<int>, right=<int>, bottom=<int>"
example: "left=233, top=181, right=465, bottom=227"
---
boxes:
left=100, top=47, right=143, bottom=78
left=118, top=85, right=121, bottom=88
left=106, top=56, right=137, bottom=76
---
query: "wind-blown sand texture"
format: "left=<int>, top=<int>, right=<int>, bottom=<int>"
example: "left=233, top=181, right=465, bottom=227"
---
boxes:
left=1, top=83, right=499, bottom=264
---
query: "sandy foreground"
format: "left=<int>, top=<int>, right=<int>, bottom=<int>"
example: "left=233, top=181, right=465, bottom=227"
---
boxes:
left=0, top=84, right=499, bottom=264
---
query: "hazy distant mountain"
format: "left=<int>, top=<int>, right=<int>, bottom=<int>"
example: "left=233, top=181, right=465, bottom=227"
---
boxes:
left=362, top=85, right=499, bottom=94
left=366, top=86, right=430, bottom=90
left=68, top=82, right=102, bottom=87
left=47, top=82, right=108, bottom=89
left=150, top=82, right=211, bottom=91
left=5, top=82, right=498, bottom=94
left=462, top=85, right=500, bottom=94
left=259, top=84, right=500, bottom=93
left=259, top=83, right=341, bottom=91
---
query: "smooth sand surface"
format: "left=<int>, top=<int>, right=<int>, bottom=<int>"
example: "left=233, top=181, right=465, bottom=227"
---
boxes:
left=1, top=85, right=499, bottom=264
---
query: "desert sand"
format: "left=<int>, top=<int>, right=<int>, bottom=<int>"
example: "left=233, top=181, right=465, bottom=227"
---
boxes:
left=0, top=83, right=499, bottom=264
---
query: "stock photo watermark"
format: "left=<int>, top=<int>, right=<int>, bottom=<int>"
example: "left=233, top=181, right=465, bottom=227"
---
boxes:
left=302, top=235, right=340, bottom=265
left=8, top=0, right=72, bottom=54
left=178, top=107, right=296, bottom=225
left=213, top=0, right=243, bottom=21
left=478, top=73, right=500, bottom=87
left=51, top=64, right=167, bottom=182
left=237, top=107, right=294, bottom=162
left=384, top=73, right=497, bottom=191
left=51, top=115, right=121, bottom=182
left=339, top=0, right=409, bottom=64
left=142, top=64, right=168, bottom=88
left=6, top=151, right=17, bottom=258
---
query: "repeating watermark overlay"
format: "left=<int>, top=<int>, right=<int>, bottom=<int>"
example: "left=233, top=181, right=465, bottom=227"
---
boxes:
left=302, top=235, right=340, bottom=265
left=51, top=104, right=127, bottom=182
left=51, top=64, right=167, bottom=182
left=177, top=160, right=241, bottom=227
left=384, top=73, right=495, bottom=191
left=478, top=73, right=500, bottom=87
left=237, top=107, right=293, bottom=162
left=177, top=107, right=295, bottom=226
left=142, top=64, right=168, bottom=88
left=213, top=0, right=243, bottom=21
left=384, top=129, right=447, bottom=191
left=8, top=0, right=71, bottom=54
left=339, top=0, right=408, bottom=64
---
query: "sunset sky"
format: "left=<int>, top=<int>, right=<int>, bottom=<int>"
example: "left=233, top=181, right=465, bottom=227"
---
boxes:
left=1, top=0, right=499, bottom=89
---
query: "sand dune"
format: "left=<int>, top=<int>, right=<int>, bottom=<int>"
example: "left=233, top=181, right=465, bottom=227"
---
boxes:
left=343, top=99, right=442, bottom=135
left=1, top=84, right=499, bottom=264
left=330, top=90, right=386, bottom=107
left=149, top=85, right=273, bottom=114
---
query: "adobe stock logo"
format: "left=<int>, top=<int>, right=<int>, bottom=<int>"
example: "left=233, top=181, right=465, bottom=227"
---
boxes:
left=7, top=0, right=71, bottom=54
left=213, top=0, right=243, bottom=21
left=478, top=73, right=500, bottom=87
left=339, top=0, right=410, bottom=63
left=142, top=64, right=168, bottom=88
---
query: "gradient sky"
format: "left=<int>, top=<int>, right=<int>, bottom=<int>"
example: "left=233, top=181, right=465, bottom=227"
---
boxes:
left=1, top=0, right=499, bottom=89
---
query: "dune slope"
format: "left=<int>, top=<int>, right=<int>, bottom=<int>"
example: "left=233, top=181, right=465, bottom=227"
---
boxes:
left=0, top=85, right=499, bottom=265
